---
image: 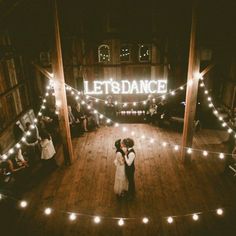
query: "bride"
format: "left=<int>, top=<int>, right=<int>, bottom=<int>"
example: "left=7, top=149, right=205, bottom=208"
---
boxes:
left=114, top=139, right=128, bottom=197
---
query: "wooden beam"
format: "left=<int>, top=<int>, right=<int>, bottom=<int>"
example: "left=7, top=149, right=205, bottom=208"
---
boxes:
left=181, top=1, right=200, bottom=164
left=32, top=62, right=53, bottom=80
left=51, top=0, right=74, bottom=165
left=200, top=63, right=215, bottom=77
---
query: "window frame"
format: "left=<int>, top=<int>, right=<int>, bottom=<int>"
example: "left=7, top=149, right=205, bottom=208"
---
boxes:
left=138, top=44, right=151, bottom=62
left=98, top=44, right=111, bottom=63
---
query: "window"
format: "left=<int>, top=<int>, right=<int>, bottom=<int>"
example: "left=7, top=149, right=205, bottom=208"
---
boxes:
left=120, top=45, right=131, bottom=62
left=98, top=45, right=110, bottom=63
left=139, top=44, right=151, bottom=62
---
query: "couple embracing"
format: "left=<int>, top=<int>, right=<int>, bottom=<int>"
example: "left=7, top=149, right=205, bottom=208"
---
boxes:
left=114, top=138, right=135, bottom=200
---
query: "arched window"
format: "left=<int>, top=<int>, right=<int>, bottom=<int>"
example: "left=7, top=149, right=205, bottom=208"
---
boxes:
left=139, top=44, right=151, bottom=62
left=98, top=45, right=110, bottom=63
left=120, top=45, right=131, bottom=62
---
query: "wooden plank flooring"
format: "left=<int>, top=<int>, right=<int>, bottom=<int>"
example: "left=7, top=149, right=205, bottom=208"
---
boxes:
left=3, top=124, right=236, bottom=236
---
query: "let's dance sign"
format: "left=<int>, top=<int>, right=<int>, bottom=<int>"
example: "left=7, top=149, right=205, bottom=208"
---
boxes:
left=84, top=80, right=167, bottom=94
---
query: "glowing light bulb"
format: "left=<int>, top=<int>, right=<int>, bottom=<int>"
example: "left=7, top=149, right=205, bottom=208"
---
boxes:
left=45, top=92, right=49, bottom=96
left=16, top=143, right=21, bottom=149
left=20, top=200, right=28, bottom=208
left=71, top=91, right=74, bottom=95
left=114, top=101, right=118, bottom=105
left=21, top=137, right=26, bottom=142
left=216, top=208, right=223, bottom=215
left=95, top=99, right=99, bottom=103
left=174, top=145, right=179, bottom=151
left=200, top=83, right=204, bottom=87
left=87, top=105, right=91, bottom=110
left=94, top=216, right=101, bottom=224
left=213, top=110, right=218, bottom=115
left=162, top=95, right=166, bottom=99
left=228, top=128, right=232, bottom=133
left=131, top=131, right=135, bottom=136
left=167, top=217, right=173, bottom=224
left=162, top=142, right=167, bottom=147
left=26, top=131, right=31, bottom=136
left=143, top=101, right=147, bottom=105
left=43, top=99, right=46, bottom=103
left=81, top=101, right=85, bottom=105
left=2, top=154, right=7, bottom=160
left=0, top=193, right=2, bottom=200
left=69, top=213, right=77, bottom=221
left=106, top=119, right=111, bottom=123
left=203, top=151, right=208, bottom=156
left=99, top=114, right=103, bottom=119
left=118, top=218, right=124, bottom=226
left=141, top=135, right=145, bottom=139
left=94, top=110, right=97, bottom=114
left=171, top=91, right=175, bottom=96
left=8, top=149, right=14, bottom=154
left=34, top=118, right=38, bottom=123
left=207, top=97, right=212, bottom=101
left=187, top=148, right=192, bottom=154
left=123, top=103, right=127, bottom=107
left=222, top=123, right=226, bottom=127
left=204, top=90, right=208, bottom=94
left=219, top=153, right=224, bottom=159
left=115, top=123, right=119, bottom=127
left=192, top=214, right=199, bottom=221
left=142, top=217, right=149, bottom=224
left=208, top=103, right=213, bottom=108
left=75, top=96, right=79, bottom=100
left=122, top=127, right=127, bottom=132
left=44, top=208, right=52, bottom=215
left=180, top=86, right=184, bottom=90
left=219, top=116, right=223, bottom=121
left=38, top=112, right=42, bottom=116
left=133, top=102, right=137, bottom=106
left=105, top=101, right=108, bottom=104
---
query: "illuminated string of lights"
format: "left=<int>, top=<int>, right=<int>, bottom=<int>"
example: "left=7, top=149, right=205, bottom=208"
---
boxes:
left=0, top=82, right=56, bottom=161
left=0, top=192, right=229, bottom=225
left=200, top=80, right=236, bottom=138
left=66, top=84, right=231, bottom=159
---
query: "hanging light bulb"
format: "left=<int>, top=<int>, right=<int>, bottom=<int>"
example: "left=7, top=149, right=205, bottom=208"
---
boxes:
left=187, top=148, right=192, bottom=154
left=180, top=86, right=184, bottom=90
left=69, top=213, right=77, bottom=221
left=115, top=123, right=119, bottom=127
left=143, top=101, right=147, bottom=105
left=8, top=149, right=14, bottom=154
left=20, top=200, right=28, bottom=208
left=167, top=217, right=173, bottom=224
left=2, top=154, right=8, bottom=160
left=44, top=208, right=52, bottom=215
left=174, top=145, right=179, bottom=151
left=118, top=218, right=124, bottom=226
left=203, top=151, right=208, bottom=156
left=219, top=153, right=224, bottom=159
left=131, top=131, right=135, bottom=136
left=142, top=217, right=149, bottom=224
left=228, top=128, right=232, bottom=133
left=122, top=127, right=127, bottom=132
left=161, top=142, right=167, bottom=147
left=133, top=102, right=137, bottom=106
left=192, top=214, right=199, bottom=221
left=216, top=208, right=223, bottom=215
left=16, top=143, right=21, bottom=149
left=150, top=139, right=154, bottom=143
left=171, top=91, right=175, bottom=96
left=99, top=114, right=103, bottom=119
left=94, top=216, right=101, bottom=224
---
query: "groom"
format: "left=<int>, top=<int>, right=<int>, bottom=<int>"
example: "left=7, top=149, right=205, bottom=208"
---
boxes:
left=123, top=138, right=136, bottom=199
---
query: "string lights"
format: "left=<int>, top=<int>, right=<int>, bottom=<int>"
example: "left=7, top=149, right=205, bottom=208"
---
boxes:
left=65, top=83, right=233, bottom=159
left=0, top=185, right=231, bottom=225
left=200, top=81, right=236, bottom=138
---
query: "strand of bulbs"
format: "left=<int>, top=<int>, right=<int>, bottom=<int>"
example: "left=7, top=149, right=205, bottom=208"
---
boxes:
left=68, top=84, right=232, bottom=159
left=0, top=86, right=56, bottom=161
left=200, top=80, right=236, bottom=138
left=0, top=193, right=225, bottom=225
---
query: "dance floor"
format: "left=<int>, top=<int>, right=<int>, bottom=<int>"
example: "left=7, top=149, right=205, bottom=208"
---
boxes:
left=3, top=124, right=236, bottom=236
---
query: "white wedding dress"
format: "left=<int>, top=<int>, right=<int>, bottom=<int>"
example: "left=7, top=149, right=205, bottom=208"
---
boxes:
left=114, top=152, right=128, bottom=195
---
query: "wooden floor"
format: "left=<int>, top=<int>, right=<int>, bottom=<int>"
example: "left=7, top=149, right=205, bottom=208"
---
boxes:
left=3, top=124, right=236, bottom=236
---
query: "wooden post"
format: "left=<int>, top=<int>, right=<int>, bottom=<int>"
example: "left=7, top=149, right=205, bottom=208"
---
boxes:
left=52, top=0, right=74, bottom=164
left=181, top=1, right=200, bottom=164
